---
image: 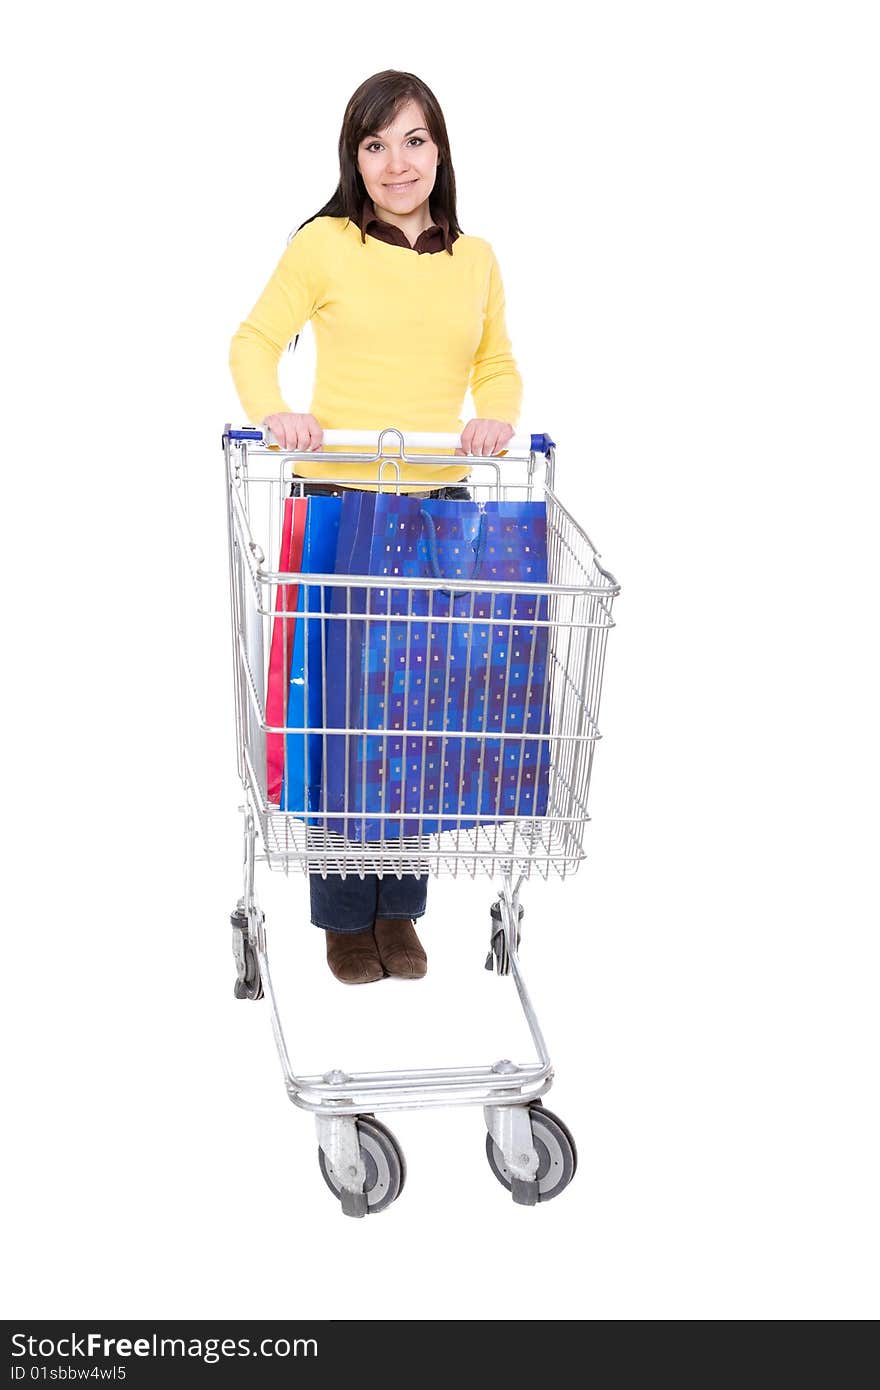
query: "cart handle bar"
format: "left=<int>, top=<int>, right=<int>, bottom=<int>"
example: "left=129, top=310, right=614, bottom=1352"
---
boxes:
left=224, top=425, right=556, bottom=456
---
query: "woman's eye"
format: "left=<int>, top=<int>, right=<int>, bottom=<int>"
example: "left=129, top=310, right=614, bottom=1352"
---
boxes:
left=365, top=137, right=426, bottom=153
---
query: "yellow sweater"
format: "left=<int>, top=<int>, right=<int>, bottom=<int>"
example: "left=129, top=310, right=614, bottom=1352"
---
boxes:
left=229, top=216, right=523, bottom=486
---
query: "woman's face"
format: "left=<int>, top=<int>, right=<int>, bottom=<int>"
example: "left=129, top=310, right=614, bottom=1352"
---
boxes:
left=356, top=99, right=440, bottom=219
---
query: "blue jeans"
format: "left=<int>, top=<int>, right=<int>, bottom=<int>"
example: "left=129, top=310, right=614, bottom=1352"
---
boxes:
left=310, top=873, right=428, bottom=933
left=296, top=478, right=471, bottom=934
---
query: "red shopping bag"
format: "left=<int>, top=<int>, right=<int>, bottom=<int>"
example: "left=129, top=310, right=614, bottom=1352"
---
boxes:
left=266, top=497, right=307, bottom=802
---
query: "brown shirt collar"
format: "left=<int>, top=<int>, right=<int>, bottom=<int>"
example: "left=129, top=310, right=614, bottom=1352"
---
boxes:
left=358, top=196, right=456, bottom=255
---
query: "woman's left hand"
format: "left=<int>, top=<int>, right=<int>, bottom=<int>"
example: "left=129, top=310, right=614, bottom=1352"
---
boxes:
left=456, top=418, right=515, bottom=457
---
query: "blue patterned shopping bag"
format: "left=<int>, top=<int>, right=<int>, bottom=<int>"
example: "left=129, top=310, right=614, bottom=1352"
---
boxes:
left=322, top=491, right=381, bottom=833
left=322, top=494, right=550, bottom=841
left=420, top=502, right=550, bottom=821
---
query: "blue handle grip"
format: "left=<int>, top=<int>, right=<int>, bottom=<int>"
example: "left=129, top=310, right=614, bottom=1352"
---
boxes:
left=530, top=432, right=556, bottom=455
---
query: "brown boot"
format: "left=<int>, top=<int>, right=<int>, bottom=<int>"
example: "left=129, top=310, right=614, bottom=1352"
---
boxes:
left=373, top=918, right=427, bottom=980
left=324, top=926, right=385, bottom=985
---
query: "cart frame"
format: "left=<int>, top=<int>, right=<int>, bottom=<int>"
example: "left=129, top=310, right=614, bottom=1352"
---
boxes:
left=223, top=425, right=619, bottom=1213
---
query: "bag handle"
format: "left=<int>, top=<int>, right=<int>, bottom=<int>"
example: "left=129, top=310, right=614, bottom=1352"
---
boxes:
left=420, top=510, right=488, bottom=594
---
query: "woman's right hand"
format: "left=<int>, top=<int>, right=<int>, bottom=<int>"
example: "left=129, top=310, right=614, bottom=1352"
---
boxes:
left=262, top=412, right=324, bottom=451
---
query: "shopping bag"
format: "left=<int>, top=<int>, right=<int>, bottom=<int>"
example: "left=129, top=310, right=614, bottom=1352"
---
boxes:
left=322, top=490, right=376, bottom=831
left=266, top=497, right=307, bottom=804
left=279, top=496, right=342, bottom=814
left=421, top=500, right=551, bottom=822
left=322, top=494, right=550, bottom=840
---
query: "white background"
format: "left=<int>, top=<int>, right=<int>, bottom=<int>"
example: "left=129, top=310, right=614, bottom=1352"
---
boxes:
left=3, top=0, right=878, bottom=1320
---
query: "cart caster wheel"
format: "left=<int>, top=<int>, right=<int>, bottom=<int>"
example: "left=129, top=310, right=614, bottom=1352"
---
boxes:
left=485, top=901, right=524, bottom=975
left=231, top=910, right=263, bottom=1001
left=485, top=1104, right=578, bottom=1203
left=233, top=938, right=263, bottom=1000
left=318, top=1116, right=406, bottom=1217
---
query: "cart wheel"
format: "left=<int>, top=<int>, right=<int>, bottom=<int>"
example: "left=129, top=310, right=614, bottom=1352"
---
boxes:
left=359, top=1115, right=407, bottom=1198
left=484, top=927, right=510, bottom=975
left=484, top=900, right=523, bottom=975
left=318, top=1116, right=406, bottom=1216
left=485, top=1104, right=578, bottom=1203
left=232, top=933, right=263, bottom=1001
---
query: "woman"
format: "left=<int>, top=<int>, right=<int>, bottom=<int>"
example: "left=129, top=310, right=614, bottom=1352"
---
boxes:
left=230, top=69, right=522, bottom=985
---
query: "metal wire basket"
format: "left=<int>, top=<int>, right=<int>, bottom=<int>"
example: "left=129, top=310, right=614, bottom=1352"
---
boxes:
left=226, top=428, right=619, bottom=883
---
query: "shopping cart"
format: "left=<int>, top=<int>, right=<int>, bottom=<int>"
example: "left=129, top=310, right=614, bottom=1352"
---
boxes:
left=222, top=424, right=620, bottom=1216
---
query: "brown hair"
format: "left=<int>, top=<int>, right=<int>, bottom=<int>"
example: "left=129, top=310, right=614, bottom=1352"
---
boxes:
left=295, top=69, right=462, bottom=253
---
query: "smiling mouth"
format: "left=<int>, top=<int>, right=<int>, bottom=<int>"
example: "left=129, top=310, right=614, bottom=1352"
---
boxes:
left=384, top=180, right=417, bottom=189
